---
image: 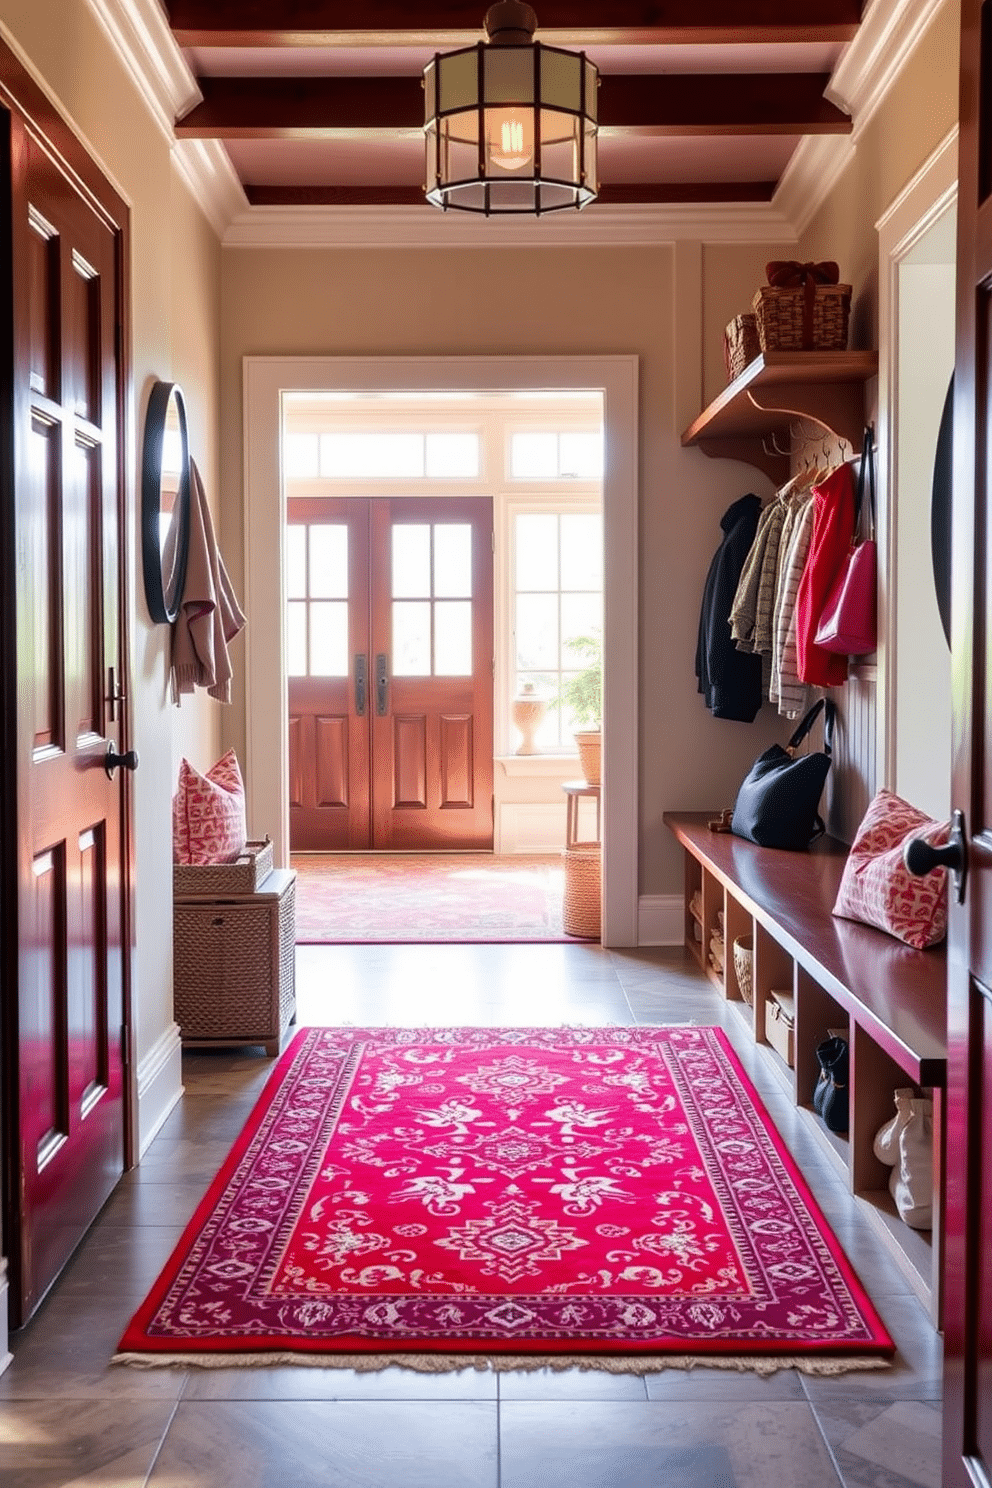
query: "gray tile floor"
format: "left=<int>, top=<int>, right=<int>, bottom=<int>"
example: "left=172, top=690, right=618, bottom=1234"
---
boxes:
left=0, top=944, right=942, bottom=1487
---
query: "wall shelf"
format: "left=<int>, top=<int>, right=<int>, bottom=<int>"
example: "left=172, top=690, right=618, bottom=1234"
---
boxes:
left=681, top=349, right=879, bottom=482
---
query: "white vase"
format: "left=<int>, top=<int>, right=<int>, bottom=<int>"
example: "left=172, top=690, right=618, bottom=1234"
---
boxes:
left=512, top=686, right=548, bottom=755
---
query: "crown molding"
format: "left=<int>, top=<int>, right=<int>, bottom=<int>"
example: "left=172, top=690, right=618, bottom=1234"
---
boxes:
left=827, top=0, right=950, bottom=134
left=774, top=0, right=954, bottom=236
left=83, top=0, right=199, bottom=143
left=173, top=138, right=248, bottom=237
left=82, top=0, right=251, bottom=233
left=223, top=201, right=799, bottom=250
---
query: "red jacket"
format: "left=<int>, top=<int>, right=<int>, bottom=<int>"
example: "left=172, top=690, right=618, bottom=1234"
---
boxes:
left=795, top=462, right=856, bottom=687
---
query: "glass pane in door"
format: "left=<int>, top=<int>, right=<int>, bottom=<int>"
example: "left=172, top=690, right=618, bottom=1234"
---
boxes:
left=393, top=600, right=432, bottom=674
left=309, top=525, right=348, bottom=598
left=393, top=525, right=432, bottom=597
left=434, top=524, right=472, bottom=597
left=435, top=600, right=472, bottom=674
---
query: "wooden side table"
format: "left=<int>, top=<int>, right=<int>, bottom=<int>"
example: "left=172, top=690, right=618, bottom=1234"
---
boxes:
left=563, top=780, right=601, bottom=849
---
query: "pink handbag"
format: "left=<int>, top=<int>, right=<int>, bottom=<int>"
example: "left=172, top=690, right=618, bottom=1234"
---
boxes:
left=814, top=426, right=876, bottom=655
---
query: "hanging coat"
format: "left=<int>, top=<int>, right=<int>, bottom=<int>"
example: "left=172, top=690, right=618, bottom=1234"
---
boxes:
left=695, top=493, right=764, bottom=722
left=795, top=462, right=856, bottom=688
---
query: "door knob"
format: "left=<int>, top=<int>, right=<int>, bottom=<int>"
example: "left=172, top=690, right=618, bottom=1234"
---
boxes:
left=105, top=745, right=140, bottom=780
left=904, top=807, right=967, bottom=903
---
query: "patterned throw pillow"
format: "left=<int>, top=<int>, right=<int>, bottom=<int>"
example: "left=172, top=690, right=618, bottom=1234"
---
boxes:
left=172, top=749, right=247, bottom=866
left=832, top=789, right=950, bottom=949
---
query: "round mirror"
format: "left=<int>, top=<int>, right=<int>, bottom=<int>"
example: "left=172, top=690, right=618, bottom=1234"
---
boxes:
left=931, top=373, right=953, bottom=649
left=141, top=380, right=190, bottom=624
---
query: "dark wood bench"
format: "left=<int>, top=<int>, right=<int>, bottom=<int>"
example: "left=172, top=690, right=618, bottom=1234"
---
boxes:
left=664, top=810, right=947, bottom=1320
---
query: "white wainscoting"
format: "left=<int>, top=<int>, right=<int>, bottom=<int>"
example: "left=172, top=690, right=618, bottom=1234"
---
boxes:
left=826, top=665, right=878, bottom=845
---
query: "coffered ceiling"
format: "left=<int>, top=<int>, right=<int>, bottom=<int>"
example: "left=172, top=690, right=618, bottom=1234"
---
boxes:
left=165, top=2, right=865, bottom=211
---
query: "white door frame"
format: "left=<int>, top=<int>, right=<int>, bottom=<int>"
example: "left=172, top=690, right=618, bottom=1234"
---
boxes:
left=243, top=354, right=640, bottom=947
left=875, top=128, right=958, bottom=792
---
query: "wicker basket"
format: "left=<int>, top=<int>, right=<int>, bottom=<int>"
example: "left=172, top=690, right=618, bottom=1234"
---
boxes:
left=562, top=843, right=601, bottom=940
left=723, top=313, right=761, bottom=382
left=752, top=282, right=851, bottom=353
left=173, top=867, right=296, bottom=1056
left=174, top=837, right=273, bottom=898
left=732, top=935, right=754, bottom=1005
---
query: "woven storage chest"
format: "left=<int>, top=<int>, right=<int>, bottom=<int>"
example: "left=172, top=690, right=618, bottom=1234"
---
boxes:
left=174, top=867, right=296, bottom=1056
left=562, top=843, right=601, bottom=940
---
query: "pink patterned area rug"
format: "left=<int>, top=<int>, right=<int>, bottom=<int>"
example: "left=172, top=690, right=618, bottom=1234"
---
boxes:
left=116, top=1026, right=893, bottom=1372
left=291, top=853, right=570, bottom=944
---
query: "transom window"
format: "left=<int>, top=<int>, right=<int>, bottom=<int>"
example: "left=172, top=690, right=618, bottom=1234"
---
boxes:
left=510, top=431, right=603, bottom=480
left=284, top=431, right=479, bottom=480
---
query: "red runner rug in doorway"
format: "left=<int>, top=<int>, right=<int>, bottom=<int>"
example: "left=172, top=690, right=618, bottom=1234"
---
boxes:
left=116, top=1026, right=893, bottom=1371
left=292, top=854, right=570, bottom=943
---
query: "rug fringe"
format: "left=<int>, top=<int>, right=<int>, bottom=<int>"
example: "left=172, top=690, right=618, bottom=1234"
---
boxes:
left=112, top=1350, right=891, bottom=1377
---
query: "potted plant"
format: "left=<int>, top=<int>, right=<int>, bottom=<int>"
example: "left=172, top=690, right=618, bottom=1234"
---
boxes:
left=557, top=633, right=602, bottom=785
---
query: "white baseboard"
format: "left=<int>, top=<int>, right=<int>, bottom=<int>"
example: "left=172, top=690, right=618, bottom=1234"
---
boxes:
left=496, top=802, right=568, bottom=854
left=136, top=1021, right=184, bottom=1158
left=637, top=894, right=684, bottom=946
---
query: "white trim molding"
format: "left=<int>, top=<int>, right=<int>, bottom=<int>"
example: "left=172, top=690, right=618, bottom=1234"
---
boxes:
left=875, top=127, right=958, bottom=798
left=244, top=354, right=640, bottom=947
left=136, top=1022, right=184, bottom=1158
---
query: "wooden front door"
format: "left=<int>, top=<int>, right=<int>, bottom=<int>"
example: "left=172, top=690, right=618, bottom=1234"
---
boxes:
left=288, top=496, right=494, bottom=851
left=1, top=60, right=132, bottom=1326
left=944, top=1, right=992, bottom=1477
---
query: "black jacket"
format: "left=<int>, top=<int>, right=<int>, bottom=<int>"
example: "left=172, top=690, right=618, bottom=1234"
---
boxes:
left=695, top=493, right=764, bottom=722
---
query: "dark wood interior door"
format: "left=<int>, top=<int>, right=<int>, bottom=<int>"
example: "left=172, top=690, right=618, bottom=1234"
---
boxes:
left=288, top=496, right=494, bottom=852
left=944, top=1, right=992, bottom=1478
left=2, top=76, right=131, bottom=1326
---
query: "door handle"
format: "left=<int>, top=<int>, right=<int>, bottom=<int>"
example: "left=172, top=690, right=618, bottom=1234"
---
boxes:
left=355, top=654, right=368, bottom=716
left=375, top=653, right=388, bottom=716
left=904, top=807, right=968, bottom=904
left=105, top=745, right=139, bottom=780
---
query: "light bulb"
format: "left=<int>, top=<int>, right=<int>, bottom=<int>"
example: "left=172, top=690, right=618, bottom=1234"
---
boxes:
left=486, top=108, right=533, bottom=171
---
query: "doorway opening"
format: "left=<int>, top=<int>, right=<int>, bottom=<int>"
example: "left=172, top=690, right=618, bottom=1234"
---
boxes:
left=281, top=388, right=603, bottom=940
left=243, top=354, right=639, bottom=947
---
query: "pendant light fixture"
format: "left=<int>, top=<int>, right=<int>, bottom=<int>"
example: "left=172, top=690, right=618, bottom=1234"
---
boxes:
left=424, top=1, right=599, bottom=215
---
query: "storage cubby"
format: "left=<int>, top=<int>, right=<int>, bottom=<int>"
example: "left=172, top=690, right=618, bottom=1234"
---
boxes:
left=664, top=810, right=947, bottom=1322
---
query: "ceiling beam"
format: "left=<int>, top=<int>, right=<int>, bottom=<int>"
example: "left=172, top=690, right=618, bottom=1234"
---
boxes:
left=243, top=181, right=778, bottom=206
left=167, top=1, right=861, bottom=47
left=177, top=74, right=850, bottom=138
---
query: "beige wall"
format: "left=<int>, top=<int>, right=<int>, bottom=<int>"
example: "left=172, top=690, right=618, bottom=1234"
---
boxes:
left=220, top=242, right=792, bottom=897
left=0, top=1, right=223, bottom=1133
